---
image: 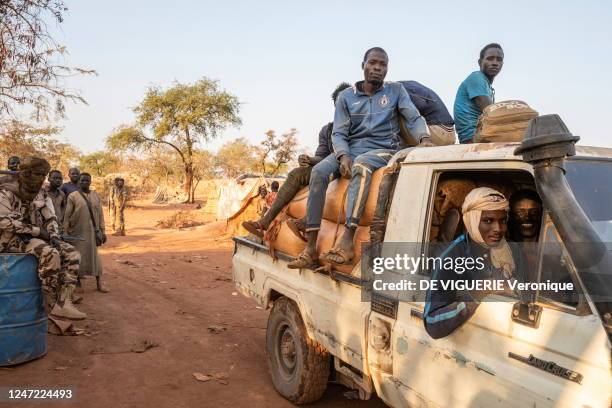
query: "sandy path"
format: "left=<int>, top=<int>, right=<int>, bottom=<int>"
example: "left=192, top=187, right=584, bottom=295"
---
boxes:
left=0, top=202, right=386, bottom=408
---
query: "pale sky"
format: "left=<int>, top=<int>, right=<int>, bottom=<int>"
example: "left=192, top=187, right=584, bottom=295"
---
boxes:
left=50, top=0, right=612, bottom=154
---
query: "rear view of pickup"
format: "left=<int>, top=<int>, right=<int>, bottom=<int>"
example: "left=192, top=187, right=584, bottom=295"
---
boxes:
left=233, top=236, right=374, bottom=404
left=234, top=132, right=612, bottom=408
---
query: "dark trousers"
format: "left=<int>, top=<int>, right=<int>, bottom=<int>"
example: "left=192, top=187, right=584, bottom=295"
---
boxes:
left=260, top=166, right=313, bottom=228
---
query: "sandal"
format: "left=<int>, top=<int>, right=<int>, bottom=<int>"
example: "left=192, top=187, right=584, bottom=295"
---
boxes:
left=286, top=218, right=307, bottom=242
left=287, top=251, right=319, bottom=269
left=242, top=220, right=264, bottom=238
left=321, top=247, right=354, bottom=265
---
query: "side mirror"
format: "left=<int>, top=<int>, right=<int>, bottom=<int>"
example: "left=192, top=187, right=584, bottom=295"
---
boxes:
left=512, top=301, right=542, bottom=329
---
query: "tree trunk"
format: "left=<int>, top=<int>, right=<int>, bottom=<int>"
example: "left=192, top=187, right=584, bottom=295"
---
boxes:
left=184, top=163, right=194, bottom=203
left=191, top=178, right=201, bottom=204
left=183, top=128, right=195, bottom=203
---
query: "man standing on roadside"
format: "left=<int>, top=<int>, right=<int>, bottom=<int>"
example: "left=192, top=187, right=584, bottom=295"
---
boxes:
left=64, top=173, right=108, bottom=293
left=60, top=167, right=81, bottom=196
left=0, top=156, right=21, bottom=185
left=454, top=43, right=504, bottom=143
left=46, top=170, right=66, bottom=227
left=7, top=156, right=20, bottom=171
left=109, top=177, right=128, bottom=236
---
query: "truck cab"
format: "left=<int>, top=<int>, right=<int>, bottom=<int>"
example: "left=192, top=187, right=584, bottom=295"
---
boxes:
left=233, top=121, right=612, bottom=407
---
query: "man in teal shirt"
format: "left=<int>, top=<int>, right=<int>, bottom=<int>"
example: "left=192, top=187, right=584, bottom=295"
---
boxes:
left=454, top=43, right=504, bottom=143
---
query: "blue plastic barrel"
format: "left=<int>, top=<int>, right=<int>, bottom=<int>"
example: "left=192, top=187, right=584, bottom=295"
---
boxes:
left=0, top=254, right=47, bottom=366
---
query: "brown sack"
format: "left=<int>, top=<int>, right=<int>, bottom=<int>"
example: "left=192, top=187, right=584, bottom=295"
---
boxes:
left=474, top=100, right=538, bottom=143
left=357, top=168, right=385, bottom=226
left=322, top=178, right=348, bottom=222
left=284, top=168, right=385, bottom=227
left=268, top=218, right=370, bottom=276
left=430, top=179, right=476, bottom=241
left=286, top=187, right=309, bottom=219
left=319, top=223, right=370, bottom=275
left=285, top=179, right=349, bottom=222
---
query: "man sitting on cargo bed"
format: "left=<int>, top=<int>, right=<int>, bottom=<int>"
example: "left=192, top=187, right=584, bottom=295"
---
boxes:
left=242, top=82, right=351, bottom=238
left=424, top=187, right=526, bottom=339
left=288, top=47, right=432, bottom=268
left=454, top=43, right=504, bottom=143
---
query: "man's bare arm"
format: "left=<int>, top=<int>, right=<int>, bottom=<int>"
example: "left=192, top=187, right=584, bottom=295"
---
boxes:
left=474, top=95, right=493, bottom=111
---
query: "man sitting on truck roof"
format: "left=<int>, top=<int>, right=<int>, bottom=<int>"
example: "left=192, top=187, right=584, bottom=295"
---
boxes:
left=288, top=47, right=432, bottom=268
left=453, top=43, right=504, bottom=143
left=401, top=81, right=456, bottom=145
left=241, top=82, right=352, bottom=238
left=424, top=187, right=526, bottom=339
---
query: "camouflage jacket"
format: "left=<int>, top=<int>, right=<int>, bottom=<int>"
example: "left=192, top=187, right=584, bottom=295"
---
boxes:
left=0, top=188, right=60, bottom=252
left=109, top=186, right=128, bottom=208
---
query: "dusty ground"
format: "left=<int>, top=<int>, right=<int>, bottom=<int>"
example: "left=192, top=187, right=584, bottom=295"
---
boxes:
left=0, top=201, right=386, bottom=408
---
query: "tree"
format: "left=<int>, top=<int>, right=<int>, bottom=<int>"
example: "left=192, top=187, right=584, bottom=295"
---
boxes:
left=106, top=78, right=241, bottom=203
left=79, top=151, right=121, bottom=177
left=215, top=137, right=258, bottom=178
left=0, top=119, right=80, bottom=173
left=190, top=149, right=215, bottom=202
left=256, top=129, right=298, bottom=175
left=0, top=0, right=95, bottom=119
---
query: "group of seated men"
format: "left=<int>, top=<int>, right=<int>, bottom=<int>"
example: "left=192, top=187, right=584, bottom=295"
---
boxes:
left=243, top=43, right=506, bottom=268
left=0, top=157, right=87, bottom=322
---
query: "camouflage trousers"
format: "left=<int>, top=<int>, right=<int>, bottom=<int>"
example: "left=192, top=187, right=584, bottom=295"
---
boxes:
left=110, top=206, right=125, bottom=232
left=24, top=238, right=79, bottom=297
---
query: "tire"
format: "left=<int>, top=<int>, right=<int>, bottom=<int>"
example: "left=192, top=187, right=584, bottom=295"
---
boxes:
left=266, top=297, right=330, bottom=404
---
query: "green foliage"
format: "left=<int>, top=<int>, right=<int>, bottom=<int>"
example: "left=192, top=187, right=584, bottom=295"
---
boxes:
left=215, top=137, right=258, bottom=178
left=256, top=129, right=299, bottom=175
left=0, top=119, right=80, bottom=173
left=106, top=125, right=147, bottom=151
left=79, top=151, right=121, bottom=177
left=105, top=78, right=241, bottom=202
left=0, top=0, right=95, bottom=119
left=135, top=78, right=241, bottom=142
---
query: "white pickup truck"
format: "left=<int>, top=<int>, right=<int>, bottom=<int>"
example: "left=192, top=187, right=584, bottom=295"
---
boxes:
left=233, top=117, right=612, bottom=407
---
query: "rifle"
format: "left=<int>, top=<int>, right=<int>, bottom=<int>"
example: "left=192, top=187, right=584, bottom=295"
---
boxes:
left=60, top=235, right=85, bottom=242
left=0, top=170, right=19, bottom=176
left=18, top=233, right=85, bottom=244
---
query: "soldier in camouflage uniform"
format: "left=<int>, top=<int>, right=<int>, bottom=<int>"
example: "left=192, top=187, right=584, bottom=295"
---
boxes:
left=0, top=157, right=86, bottom=320
left=109, top=177, right=127, bottom=236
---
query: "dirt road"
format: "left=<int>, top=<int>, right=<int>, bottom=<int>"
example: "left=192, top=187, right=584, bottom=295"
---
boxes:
left=0, top=203, right=387, bottom=408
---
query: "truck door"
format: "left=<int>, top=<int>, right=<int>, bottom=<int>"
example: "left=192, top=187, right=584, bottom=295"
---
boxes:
left=365, top=163, right=432, bottom=408
left=386, top=164, right=611, bottom=408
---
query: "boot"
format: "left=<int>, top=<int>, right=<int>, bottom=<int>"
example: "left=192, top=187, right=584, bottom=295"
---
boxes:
left=74, top=280, right=84, bottom=294
left=96, top=277, right=110, bottom=293
left=50, top=285, right=87, bottom=320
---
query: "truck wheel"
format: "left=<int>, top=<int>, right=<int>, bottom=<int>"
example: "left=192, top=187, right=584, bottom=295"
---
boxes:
left=266, top=297, right=330, bottom=404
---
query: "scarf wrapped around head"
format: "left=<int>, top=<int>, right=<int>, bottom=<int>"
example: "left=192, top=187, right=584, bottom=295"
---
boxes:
left=462, top=187, right=515, bottom=278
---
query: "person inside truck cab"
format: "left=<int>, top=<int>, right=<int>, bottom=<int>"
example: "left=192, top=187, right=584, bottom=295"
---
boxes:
left=288, top=47, right=433, bottom=268
left=509, top=189, right=542, bottom=243
left=242, top=82, right=352, bottom=238
left=424, top=187, right=527, bottom=339
left=453, top=43, right=504, bottom=143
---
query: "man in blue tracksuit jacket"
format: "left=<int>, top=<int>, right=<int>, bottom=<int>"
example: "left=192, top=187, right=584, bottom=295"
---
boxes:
left=288, top=47, right=432, bottom=269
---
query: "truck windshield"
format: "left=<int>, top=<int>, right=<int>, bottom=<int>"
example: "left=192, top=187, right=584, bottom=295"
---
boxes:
left=566, top=159, right=612, bottom=241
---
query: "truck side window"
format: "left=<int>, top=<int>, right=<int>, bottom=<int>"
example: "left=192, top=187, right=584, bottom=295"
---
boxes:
left=536, top=219, right=586, bottom=311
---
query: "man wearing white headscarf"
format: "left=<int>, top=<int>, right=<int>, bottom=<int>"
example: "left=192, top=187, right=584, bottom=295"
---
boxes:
left=424, top=187, right=526, bottom=339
